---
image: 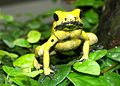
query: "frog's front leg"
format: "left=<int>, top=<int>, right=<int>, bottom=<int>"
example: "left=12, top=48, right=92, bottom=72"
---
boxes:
left=80, top=31, right=90, bottom=61
left=80, top=40, right=90, bottom=61
left=43, top=35, right=58, bottom=75
left=80, top=31, right=98, bottom=61
left=34, top=43, right=46, bottom=69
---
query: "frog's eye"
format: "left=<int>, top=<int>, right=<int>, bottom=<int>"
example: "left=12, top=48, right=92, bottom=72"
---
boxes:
left=53, top=13, right=59, bottom=21
left=79, top=11, right=83, bottom=19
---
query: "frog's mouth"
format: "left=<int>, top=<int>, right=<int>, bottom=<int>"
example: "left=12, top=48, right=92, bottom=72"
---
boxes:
left=55, top=21, right=83, bottom=31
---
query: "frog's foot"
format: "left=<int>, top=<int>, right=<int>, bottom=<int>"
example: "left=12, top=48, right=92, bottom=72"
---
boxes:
left=34, top=58, right=43, bottom=69
left=44, top=67, right=54, bottom=75
left=34, top=63, right=43, bottom=69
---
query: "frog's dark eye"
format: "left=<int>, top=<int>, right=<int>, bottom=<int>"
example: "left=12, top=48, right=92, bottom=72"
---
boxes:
left=79, top=11, right=83, bottom=18
left=53, top=13, right=59, bottom=21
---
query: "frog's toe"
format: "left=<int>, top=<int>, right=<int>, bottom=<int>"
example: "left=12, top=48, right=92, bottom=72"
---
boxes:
left=34, top=62, right=43, bottom=69
left=44, top=68, right=54, bottom=75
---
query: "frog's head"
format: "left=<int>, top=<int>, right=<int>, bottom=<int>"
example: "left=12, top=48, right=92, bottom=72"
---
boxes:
left=52, top=9, right=83, bottom=31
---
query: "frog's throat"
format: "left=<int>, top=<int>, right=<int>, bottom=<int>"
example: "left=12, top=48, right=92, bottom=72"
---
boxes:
left=54, top=21, right=83, bottom=30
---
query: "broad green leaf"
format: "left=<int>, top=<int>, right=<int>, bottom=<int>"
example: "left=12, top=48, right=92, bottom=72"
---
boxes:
left=103, top=72, right=120, bottom=86
left=0, top=84, right=11, bottom=86
left=93, top=0, right=104, bottom=8
left=23, top=70, right=43, bottom=77
left=3, top=39, right=15, bottom=48
left=3, top=15, right=14, bottom=22
left=11, top=77, right=39, bottom=86
left=58, top=79, right=70, bottom=86
left=67, top=72, right=109, bottom=86
left=27, top=21, right=41, bottom=29
left=13, top=54, right=35, bottom=68
left=73, top=0, right=104, bottom=8
left=89, top=49, right=107, bottom=60
left=110, top=64, right=120, bottom=72
left=3, top=65, right=42, bottom=77
left=8, top=53, right=18, bottom=58
left=14, top=38, right=31, bottom=48
left=29, top=78, right=39, bottom=86
left=10, top=76, right=28, bottom=86
left=73, top=0, right=95, bottom=6
left=27, top=30, right=41, bottom=43
left=39, top=64, right=71, bottom=86
left=83, top=18, right=92, bottom=29
left=0, top=50, right=9, bottom=57
left=0, top=50, right=18, bottom=58
left=84, top=10, right=99, bottom=24
left=2, top=31, right=18, bottom=48
left=3, top=66, right=23, bottom=76
left=73, top=59, right=100, bottom=75
left=106, top=46, right=120, bottom=62
left=100, top=58, right=119, bottom=73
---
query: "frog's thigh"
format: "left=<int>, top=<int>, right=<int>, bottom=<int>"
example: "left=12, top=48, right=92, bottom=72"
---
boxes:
left=55, top=39, right=81, bottom=51
left=87, top=33, right=98, bottom=45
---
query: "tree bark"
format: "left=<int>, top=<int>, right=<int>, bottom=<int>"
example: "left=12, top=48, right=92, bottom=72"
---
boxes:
left=98, top=0, right=120, bottom=49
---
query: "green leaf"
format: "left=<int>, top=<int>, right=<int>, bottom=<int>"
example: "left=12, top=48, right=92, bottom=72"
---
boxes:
left=57, top=79, right=70, bottom=86
left=73, top=59, right=100, bottom=75
left=84, top=10, right=99, bottom=24
left=67, top=72, right=109, bottom=86
left=3, top=39, right=15, bottom=48
left=89, top=49, right=107, bottom=60
left=0, top=84, right=11, bottom=86
left=8, top=53, right=18, bottom=58
left=27, top=21, right=41, bottom=29
left=0, top=50, right=18, bottom=59
left=29, top=78, right=39, bottom=86
left=106, top=46, right=120, bottom=62
left=83, top=18, right=92, bottom=29
left=13, top=54, right=35, bottom=68
left=73, top=0, right=95, bottom=7
left=0, top=50, right=9, bottom=57
left=100, top=58, right=119, bottom=73
left=103, top=72, right=120, bottom=86
left=14, top=38, right=31, bottom=48
left=39, top=64, right=71, bottom=86
left=23, top=70, right=43, bottom=77
left=93, top=0, right=104, bottom=8
left=11, top=77, right=39, bottom=86
left=3, top=65, right=42, bottom=77
left=3, top=66, right=23, bottom=76
left=10, top=76, right=28, bottom=86
left=4, top=15, right=14, bottom=22
left=27, top=30, right=41, bottom=43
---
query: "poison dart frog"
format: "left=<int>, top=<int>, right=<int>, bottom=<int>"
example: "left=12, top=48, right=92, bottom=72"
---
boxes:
left=34, top=9, right=98, bottom=75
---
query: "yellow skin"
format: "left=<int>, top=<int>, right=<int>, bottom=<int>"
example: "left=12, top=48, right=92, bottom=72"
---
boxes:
left=34, top=9, right=98, bottom=75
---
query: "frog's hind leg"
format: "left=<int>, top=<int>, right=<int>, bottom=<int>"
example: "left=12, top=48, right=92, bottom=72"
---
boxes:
left=87, top=33, right=98, bottom=45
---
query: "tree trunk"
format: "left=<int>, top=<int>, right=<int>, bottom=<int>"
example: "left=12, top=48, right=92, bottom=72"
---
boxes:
left=98, top=0, right=120, bottom=49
